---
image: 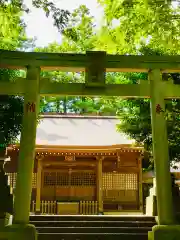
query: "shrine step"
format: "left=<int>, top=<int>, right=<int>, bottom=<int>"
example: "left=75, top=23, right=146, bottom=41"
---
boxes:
left=37, top=232, right=148, bottom=240
left=36, top=226, right=151, bottom=234
left=30, top=220, right=155, bottom=228
left=29, top=215, right=156, bottom=240
left=30, top=215, right=155, bottom=222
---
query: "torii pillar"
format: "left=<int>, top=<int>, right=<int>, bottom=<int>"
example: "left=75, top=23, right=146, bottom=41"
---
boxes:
left=6, top=66, right=40, bottom=240
left=149, top=69, right=174, bottom=225
left=148, top=69, right=180, bottom=240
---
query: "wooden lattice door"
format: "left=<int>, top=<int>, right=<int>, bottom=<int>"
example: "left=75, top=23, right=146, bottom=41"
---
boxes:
left=103, top=172, right=138, bottom=203
left=42, top=169, right=96, bottom=201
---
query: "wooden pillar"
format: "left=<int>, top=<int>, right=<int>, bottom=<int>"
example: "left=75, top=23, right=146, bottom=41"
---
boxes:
left=13, top=66, right=40, bottom=224
left=69, top=168, right=72, bottom=200
left=96, top=156, right=103, bottom=213
left=35, top=155, right=43, bottom=213
left=149, top=69, right=174, bottom=225
left=138, top=155, right=143, bottom=212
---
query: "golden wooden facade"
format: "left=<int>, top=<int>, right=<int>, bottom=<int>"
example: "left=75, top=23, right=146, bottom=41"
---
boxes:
left=6, top=144, right=143, bottom=213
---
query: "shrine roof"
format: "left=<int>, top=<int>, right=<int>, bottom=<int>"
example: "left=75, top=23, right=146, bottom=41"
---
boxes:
left=33, top=114, right=135, bottom=147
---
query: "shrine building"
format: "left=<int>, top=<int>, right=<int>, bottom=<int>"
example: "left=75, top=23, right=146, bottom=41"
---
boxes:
left=5, top=114, right=143, bottom=215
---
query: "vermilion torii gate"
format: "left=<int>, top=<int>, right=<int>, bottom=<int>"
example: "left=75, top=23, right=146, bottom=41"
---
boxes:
left=0, top=50, right=180, bottom=240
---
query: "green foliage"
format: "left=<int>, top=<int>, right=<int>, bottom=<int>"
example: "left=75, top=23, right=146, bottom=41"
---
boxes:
left=95, top=0, right=180, bottom=168
left=0, top=0, right=71, bottom=32
left=0, top=95, right=23, bottom=146
left=62, top=5, right=96, bottom=52
left=0, top=2, right=30, bottom=145
left=97, top=0, right=180, bottom=54
left=116, top=56, right=180, bottom=168
left=0, top=4, right=30, bottom=50
left=35, top=5, right=124, bottom=115
left=0, top=68, right=24, bottom=146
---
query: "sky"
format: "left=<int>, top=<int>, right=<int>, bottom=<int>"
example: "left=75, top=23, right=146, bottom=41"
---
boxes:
left=23, top=0, right=104, bottom=47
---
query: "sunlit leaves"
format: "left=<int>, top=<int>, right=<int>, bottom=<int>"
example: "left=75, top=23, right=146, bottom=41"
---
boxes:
left=97, top=0, right=180, bottom=54
left=0, top=2, right=28, bottom=145
left=0, top=0, right=71, bottom=31
left=61, top=5, right=96, bottom=52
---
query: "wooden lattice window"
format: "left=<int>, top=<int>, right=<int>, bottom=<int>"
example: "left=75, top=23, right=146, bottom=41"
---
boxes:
left=125, top=173, right=137, bottom=190
left=43, top=171, right=96, bottom=187
left=71, top=172, right=96, bottom=186
left=7, top=173, right=17, bottom=188
left=56, top=172, right=69, bottom=186
left=103, top=173, right=138, bottom=190
left=113, top=173, right=125, bottom=189
left=71, top=172, right=82, bottom=186
left=43, top=172, right=56, bottom=186
left=7, top=172, right=37, bottom=189
left=103, top=173, right=113, bottom=189
left=32, top=173, right=37, bottom=188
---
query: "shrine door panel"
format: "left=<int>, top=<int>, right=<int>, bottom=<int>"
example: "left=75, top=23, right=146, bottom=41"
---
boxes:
left=103, top=172, right=138, bottom=204
left=42, top=170, right=96, bottom=201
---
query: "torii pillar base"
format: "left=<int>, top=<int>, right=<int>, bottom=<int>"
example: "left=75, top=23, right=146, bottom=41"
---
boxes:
left=148, top=225, right=180, bottom=240
left=1, top=224, right=37, bottom=240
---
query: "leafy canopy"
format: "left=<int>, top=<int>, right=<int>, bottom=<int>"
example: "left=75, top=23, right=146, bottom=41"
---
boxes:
left=0, top=2, right=31, bottom=146
left=96, top=0, right=180, bottom=167
left=0, top=0, right=70, bottom=31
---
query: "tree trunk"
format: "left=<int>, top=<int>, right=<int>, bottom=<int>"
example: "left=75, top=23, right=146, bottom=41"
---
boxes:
left=56, top=99, right=60, bottom=113
left=63, top=97, right=67, bottom=113
left=81, top=97, right=85, bottom=113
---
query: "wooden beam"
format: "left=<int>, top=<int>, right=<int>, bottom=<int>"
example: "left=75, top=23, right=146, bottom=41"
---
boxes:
left=0, top=50, right=180, bottom=72
left=0, top=78, right=25, bottom=95
left=0, top=78, right=151, bottom=98
left=1, top=78, right=180, bottom=99
left=42, top=161, right=96, bottom=167
left=40, top=79, right=151, bottom=97
left=34, top=144, right=140, bottom=150
left=163, top=82, right=180, bottom=99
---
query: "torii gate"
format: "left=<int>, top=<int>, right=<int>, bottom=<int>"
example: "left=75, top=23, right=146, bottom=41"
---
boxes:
left=0, top=50, right=180, bottom=240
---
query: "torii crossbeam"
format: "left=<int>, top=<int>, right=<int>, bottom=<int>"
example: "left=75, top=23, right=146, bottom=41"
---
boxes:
left=0, top=50, right=180, bottom=240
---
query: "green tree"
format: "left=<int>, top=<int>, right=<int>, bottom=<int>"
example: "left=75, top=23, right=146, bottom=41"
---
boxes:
left=62, top=4, right=97, bottom=52
left=0, top=3, right=33, bottom=146
left=94, top=0, right=180, bottom=168
left=115, top=48, right=180, bottom=169
left=0, top=0, right=70, bottom=32
left=35, top=5, right=100, bottom=114
left=97, top=0, right=180, bottom=54
left=35, top=5, right=125, bottom=115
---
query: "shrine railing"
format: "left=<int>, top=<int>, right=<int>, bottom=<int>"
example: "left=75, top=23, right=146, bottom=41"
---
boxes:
left=31, top=200, right=57, bottom=215
left=79, top=201, right=98, bottom=215
left=30, top=200, right=98, bottom=215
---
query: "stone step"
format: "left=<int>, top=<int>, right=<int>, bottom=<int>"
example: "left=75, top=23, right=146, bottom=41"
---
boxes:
left=36, top=226, right=152, bottom=234
left=30, top=220, right=155, bottom=228
left=30, top=215, right=154, bottom=240
left=30, top=215, right=155, bottom=222
left=37, top=232, right=148, bottom=240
